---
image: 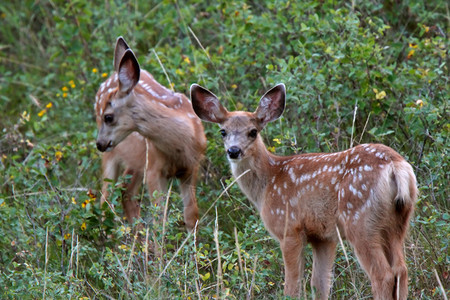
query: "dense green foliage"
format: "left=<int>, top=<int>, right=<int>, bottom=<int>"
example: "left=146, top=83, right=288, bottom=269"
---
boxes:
left=0, top=0, right=448, bottom=298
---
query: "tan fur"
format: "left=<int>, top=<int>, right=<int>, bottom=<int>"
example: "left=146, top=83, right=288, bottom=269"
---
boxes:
left=191, top=83, right=417, bottom=299
left=95, top=38, right=206, bottom=231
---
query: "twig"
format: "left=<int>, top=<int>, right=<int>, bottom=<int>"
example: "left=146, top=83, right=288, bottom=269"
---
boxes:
left=3, top=187, right=89, bottom=200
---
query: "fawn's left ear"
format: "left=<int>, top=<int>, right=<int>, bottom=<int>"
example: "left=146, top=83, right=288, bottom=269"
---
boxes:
left=190, top=84, right=229, bottom=124
left=254, top=83, right=286, bottom=129
left=114, top=36, right=130, bottom=72
left=118, top=49, right=140, bottom=94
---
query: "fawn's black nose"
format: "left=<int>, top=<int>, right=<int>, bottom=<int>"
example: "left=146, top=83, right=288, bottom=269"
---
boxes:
left=227, top=146, right=242, bottom=159
left=96, top=140, right=111, bottom=152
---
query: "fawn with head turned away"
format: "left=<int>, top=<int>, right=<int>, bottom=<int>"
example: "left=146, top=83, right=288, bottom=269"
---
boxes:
left=94, top=37, right=206, bottom=231
left=190, top=83, right=417, bottom=299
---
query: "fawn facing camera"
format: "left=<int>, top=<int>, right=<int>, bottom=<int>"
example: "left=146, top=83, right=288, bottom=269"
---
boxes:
left=191, top=83, right=417, bottom=299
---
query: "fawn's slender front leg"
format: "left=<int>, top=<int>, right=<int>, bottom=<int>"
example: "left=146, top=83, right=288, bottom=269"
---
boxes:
left=121, top=168, right=144, bottom=222
left=281, top=234, right=305, bottom=297
left=100, top=155, right=120, bottom=207
left=180, top=168, right=199, bottom=231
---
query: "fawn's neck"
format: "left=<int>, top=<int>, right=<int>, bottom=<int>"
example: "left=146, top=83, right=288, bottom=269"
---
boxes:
left=129, top=94, right=196, bottom=158
left=229, top=137, right=277, bottom=211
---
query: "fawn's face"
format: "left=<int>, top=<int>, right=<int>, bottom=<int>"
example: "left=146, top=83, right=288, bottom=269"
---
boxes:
left=95, top=37, right=140, bottom=152
left=95, top=83, right=136, bottom=152
left=217, top=111, right=260, bottom=161
left=190, top=83, right=286, bottom=162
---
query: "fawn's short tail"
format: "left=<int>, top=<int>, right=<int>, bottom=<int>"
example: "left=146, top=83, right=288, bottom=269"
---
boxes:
left=392, top=161, right=418, bottom=213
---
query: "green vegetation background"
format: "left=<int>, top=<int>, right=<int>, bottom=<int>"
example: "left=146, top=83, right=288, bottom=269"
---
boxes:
left=0, top=0, right=448, bottom=298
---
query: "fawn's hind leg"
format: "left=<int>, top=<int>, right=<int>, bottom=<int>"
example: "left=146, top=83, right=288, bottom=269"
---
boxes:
left=311, top=240, right=337, bottom=300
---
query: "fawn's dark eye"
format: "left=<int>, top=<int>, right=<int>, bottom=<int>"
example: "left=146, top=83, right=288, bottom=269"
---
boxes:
left=219, top=129, right=227, bottom=138
left=248, top=129, right=258, bottom=138
left=104, top=114, right=114, bottom=124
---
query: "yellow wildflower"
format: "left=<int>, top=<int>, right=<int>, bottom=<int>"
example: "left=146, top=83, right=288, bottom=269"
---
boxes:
left=175, top=69, right=184, bottom=75
left=101, top=72, right=108, bottom=78
left=69, top=80, right=76, bottom=88
left=55, top=151, right=62, bottom=161
left=409, top=43, right=418, bottom=49
left=273, top=138, right=282, bottom=144
left=82, top=199, right=90, bottom=208
left=63, top=93, right=68, bottom=98
left=407, top=49, right=415, bottom=59
left=92, top=68, right=98, bottom=73
left=373, top=89, right=386, bottom=100
left=267, top=146, right=276, bottom=153
left=422, top=25, right=430, bottom=33
left=46, top=102, right=53, bottom=109
left=71, top=197, right=77, bottom=204
left=416, top=99, right=424, bottom=108
left=183, top=56, right=191, bottom=64
left=231, top=84, right=237, bottom=89
left=62, top=86, right=68, bottom=92
left=38, top=109, right=47, bottom=117
left=64, top=233, right=71, bottom=240
left=21, top=111, right=30, bottom=122
left=87, top=190, right=96, bottom=201
left=81, top=222, right=86, bottom=231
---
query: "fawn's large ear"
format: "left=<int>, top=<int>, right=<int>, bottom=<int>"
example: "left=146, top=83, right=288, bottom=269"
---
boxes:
left=190, top=84, right=228, bottom=124
left=254, top=83, right=286, bottom=129
left=114, top=36, right=130, bottom=72
left=118, top=49, right=140, bottom=94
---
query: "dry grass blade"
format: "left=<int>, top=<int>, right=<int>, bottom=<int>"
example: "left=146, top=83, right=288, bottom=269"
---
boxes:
left=200, top=169, right=251, bottom=223
left=350, top=100, right=358, bottom=148
left=114, top=252, right=136, bottom=300
left=152, top=48, right=173, bottom=92
left=193, top=221, right=202, bottom=300
left=214, top=207, right=223, bottom=297
left=42, top=227, right=49, bottom=300
left=247, top=255, right=258, bottom=300
left=147, top=229, right=194, bottom=297
left=434, top=268, right=448, bottom=300
left=234, top=227, right=246, bottom=286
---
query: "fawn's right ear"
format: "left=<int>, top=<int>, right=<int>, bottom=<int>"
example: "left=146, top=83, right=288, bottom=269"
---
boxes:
left=118, top=49, right=140, bottom=94
left=114, top=36, right=130, bottom=72
left=190, top=84, right=228, bottom=124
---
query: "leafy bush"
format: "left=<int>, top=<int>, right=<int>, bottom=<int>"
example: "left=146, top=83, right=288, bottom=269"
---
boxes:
left=0, top=0, right=447, bottom=298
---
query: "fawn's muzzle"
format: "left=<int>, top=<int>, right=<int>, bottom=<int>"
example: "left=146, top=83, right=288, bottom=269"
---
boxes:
left=227, top=146, right=242, bottom=159
left=96, top=140, right=112, bottom=152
